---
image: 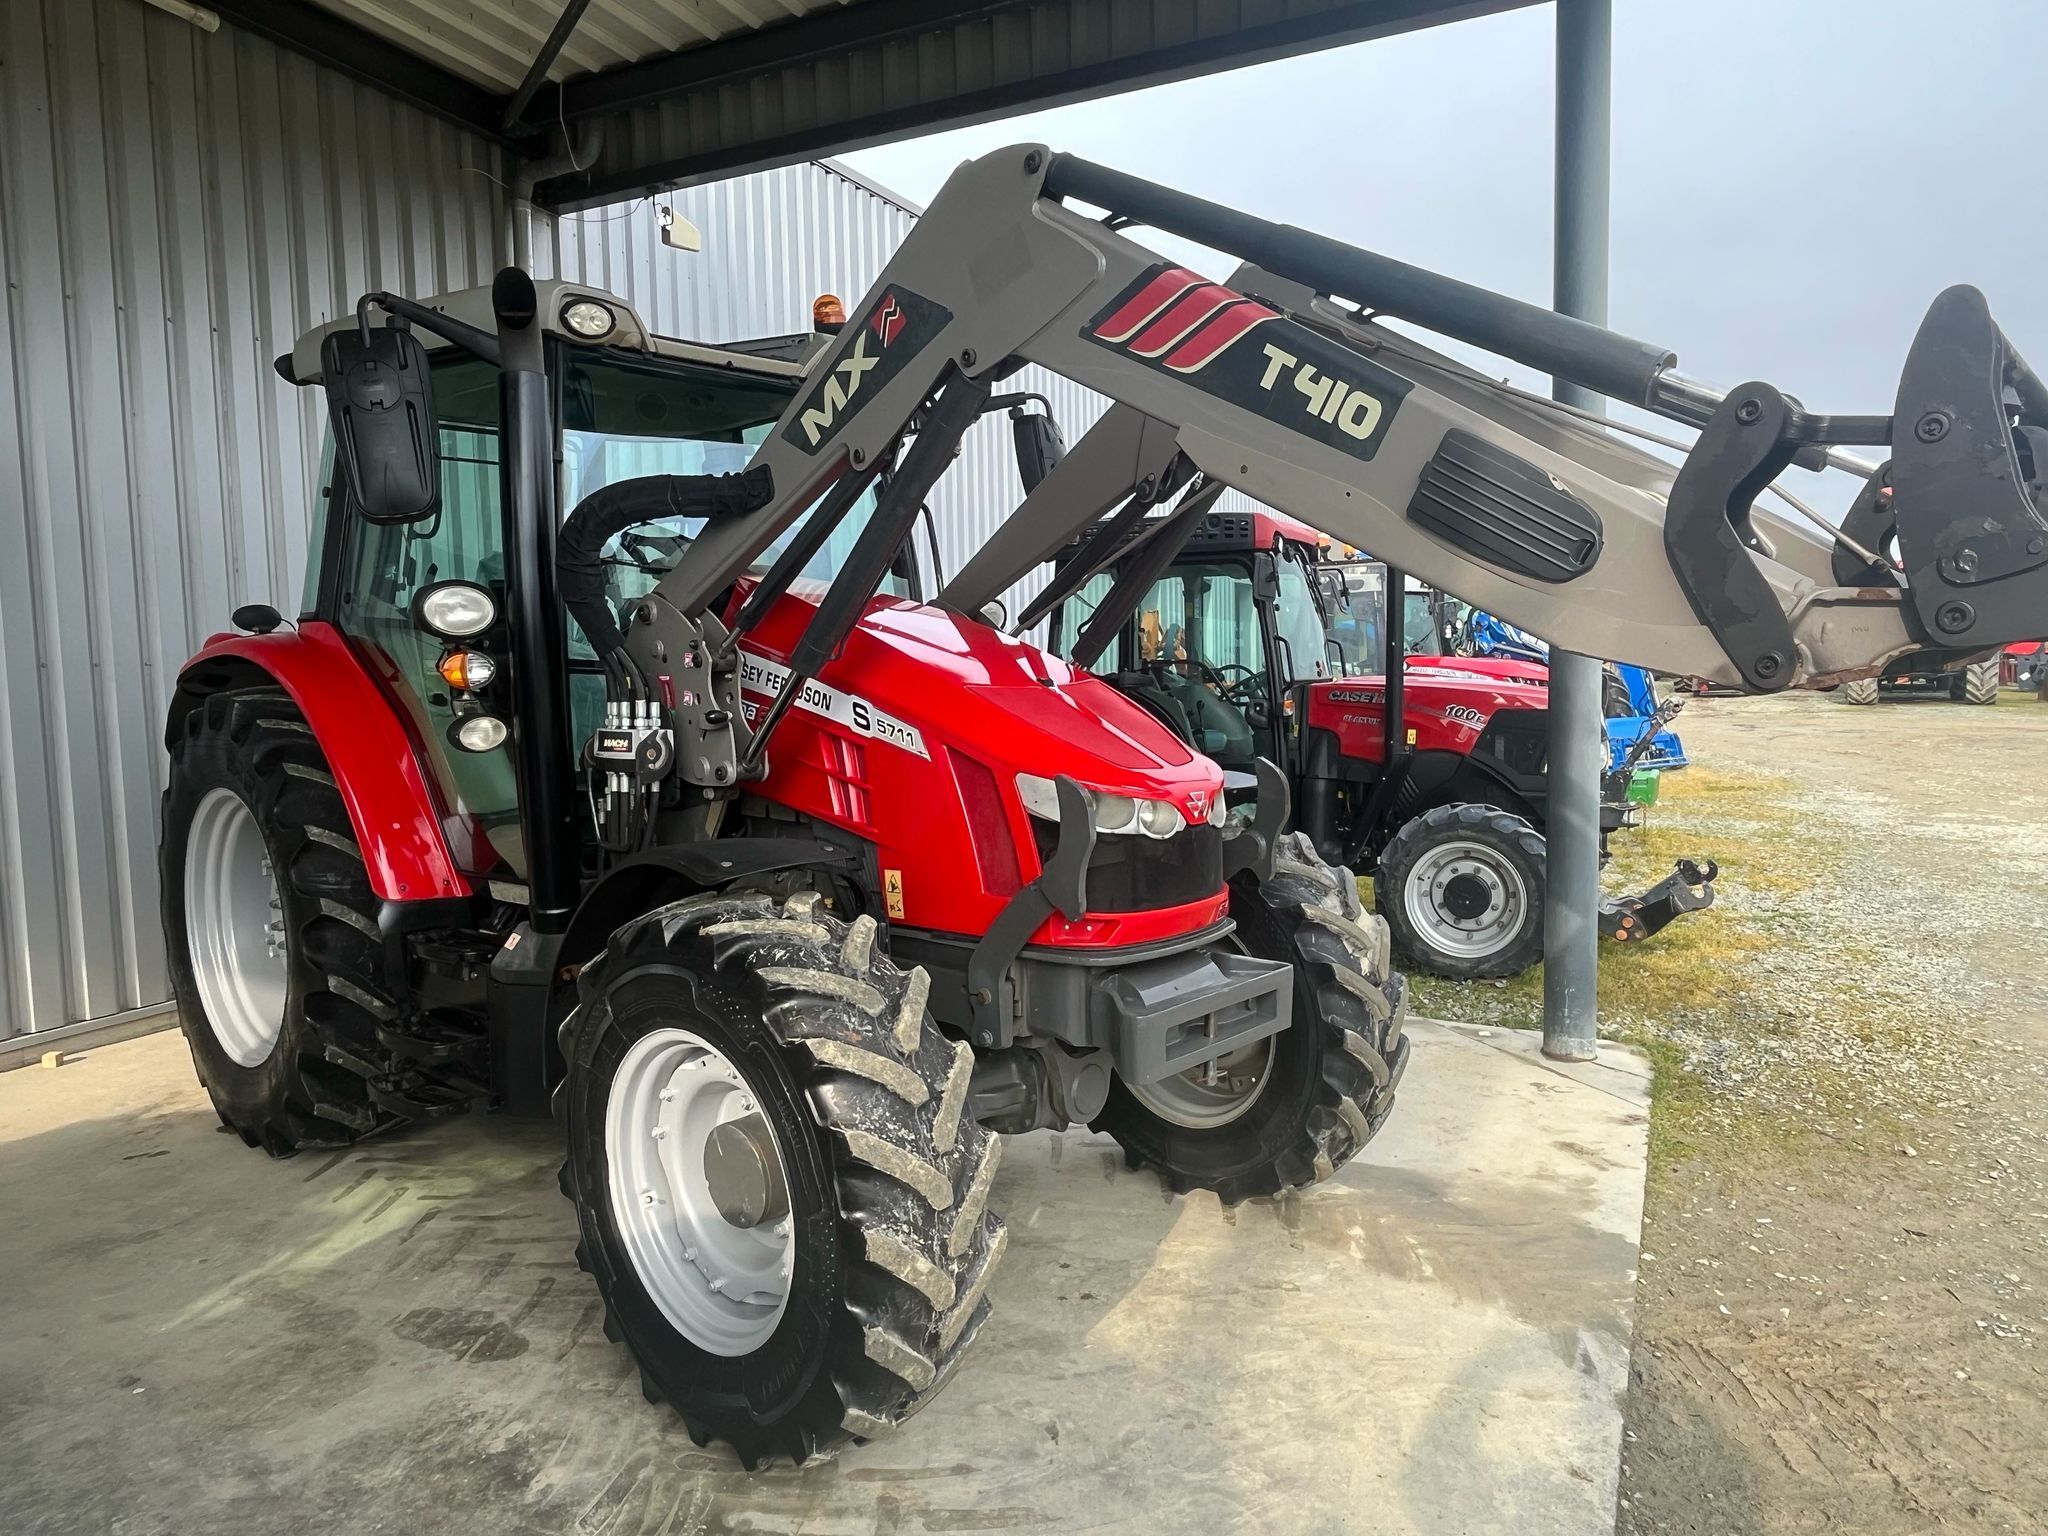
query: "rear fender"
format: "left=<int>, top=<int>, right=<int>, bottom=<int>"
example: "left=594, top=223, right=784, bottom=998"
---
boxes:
left=168, top=622, right=468, bottom=903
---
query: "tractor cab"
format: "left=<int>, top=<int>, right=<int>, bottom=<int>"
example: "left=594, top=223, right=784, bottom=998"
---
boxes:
left=276, top=281, right=910, bottom=892
left=1047, top=508, right=1333, bottom=788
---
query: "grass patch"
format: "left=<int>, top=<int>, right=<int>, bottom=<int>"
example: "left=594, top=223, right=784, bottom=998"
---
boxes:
left=1375, top=762, right=1910, bottom=1177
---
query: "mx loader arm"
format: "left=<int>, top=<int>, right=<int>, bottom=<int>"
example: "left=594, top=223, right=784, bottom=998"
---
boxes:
left=653, top=145, right=2048, bottom=695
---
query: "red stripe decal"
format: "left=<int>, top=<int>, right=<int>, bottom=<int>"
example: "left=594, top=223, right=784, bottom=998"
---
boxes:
left=1163, top=302, right=1279, bottom=372
left=1092, top=267, right=1206, bottom=343
left=1128, top=286, right=1241, bottom=358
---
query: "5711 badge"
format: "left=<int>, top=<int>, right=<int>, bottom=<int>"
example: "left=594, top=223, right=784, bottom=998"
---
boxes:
left=1083, top=264, right=1413, bottom=461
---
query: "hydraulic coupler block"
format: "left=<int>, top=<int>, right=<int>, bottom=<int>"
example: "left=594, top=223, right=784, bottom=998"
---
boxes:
left=586, top=698, right=675, bottom=853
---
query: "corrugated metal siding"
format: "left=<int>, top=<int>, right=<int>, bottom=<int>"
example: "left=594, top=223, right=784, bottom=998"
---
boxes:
left=540, top=160, right=1106, bottom=613
left=0, top=0, right=507, bottom=1041
left=1, top=10, right=1115, bottom=1043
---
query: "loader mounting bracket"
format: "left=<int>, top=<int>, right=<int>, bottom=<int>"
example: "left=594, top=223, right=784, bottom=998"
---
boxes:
left=1600, top=858, right=1718, bottom=945
left=1663, top=386, right=1803, bottom=692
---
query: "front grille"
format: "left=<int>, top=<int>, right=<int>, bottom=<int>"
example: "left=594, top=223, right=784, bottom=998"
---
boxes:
left=1475, top=711, right=1549, bottom=777
left=1030, top=821, right=1225, bottom=913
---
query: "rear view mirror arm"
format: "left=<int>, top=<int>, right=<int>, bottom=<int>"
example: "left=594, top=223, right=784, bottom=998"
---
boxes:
left=357, top=291, right=502, bottom=369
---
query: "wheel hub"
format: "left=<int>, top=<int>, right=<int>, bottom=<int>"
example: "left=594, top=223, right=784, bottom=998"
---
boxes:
left=1441, top=871, right=1493, bottom=922
left=184, top=787, right=289, bottom=1067
left=1403, top=838, right=1529, bottom=961
left=605, top=1027, right=795, bottom=1356
left=703, top=1114, right=790, bottom=1230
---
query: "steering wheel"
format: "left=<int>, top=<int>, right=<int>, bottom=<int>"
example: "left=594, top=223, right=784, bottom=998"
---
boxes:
left=1200, top=661, right=1265, bottom=703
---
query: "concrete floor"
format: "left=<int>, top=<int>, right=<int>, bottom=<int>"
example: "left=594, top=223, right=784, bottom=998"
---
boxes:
left=0, top=1021, right=1649, bottom=1536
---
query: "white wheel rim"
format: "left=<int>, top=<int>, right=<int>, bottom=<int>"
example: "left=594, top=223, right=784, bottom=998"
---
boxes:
left=184, top=787, right=289, bottom=1067
left=605, top=1027, right=795, bottom=1356
left=1403, top=837, right=1529, bottom=961
left=1127, top=1036, right=1274, bottom=1129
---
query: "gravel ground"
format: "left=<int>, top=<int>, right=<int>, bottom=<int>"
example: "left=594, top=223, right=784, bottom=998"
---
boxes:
left=1409, top=687, right=2048, bottom=1534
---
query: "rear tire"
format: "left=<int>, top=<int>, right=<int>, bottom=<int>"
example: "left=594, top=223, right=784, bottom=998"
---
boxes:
left=1376, top=802, right=1546, bottom=979
left=1839, top=678, right=1881, bottom=706
left=1094, top=834, right=1409, bottom=1204
left=557, top=892, right=1005, bottom=1467
left=161, top=688, right=405, bottom=1155
left=1961, top=658, right=2001, bottom=706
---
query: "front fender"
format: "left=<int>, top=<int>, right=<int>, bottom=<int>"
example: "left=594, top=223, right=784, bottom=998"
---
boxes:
left=170, top=621, right=469, bottom=903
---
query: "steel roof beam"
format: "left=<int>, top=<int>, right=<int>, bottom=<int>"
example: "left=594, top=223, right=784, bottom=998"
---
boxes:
left=504, top=0, right=598, bottom=131
left=207, top=0, right=517, bottom=146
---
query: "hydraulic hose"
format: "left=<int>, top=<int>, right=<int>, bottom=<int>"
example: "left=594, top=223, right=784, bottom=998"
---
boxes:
left=556, top=468, right=774, bottom=659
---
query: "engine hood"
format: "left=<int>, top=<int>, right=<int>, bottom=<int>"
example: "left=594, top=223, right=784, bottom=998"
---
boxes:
left=733, top=582, right=1222, bottom=812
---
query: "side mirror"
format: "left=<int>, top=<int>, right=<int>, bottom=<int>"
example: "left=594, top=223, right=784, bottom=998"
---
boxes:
left=1012, top=409, right=1066, bottom=492
left=321, top=322, right=440, bottom=524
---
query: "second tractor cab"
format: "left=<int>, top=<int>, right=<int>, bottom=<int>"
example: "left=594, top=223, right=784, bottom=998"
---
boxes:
left=1045, top=508, right=1717, bottom=979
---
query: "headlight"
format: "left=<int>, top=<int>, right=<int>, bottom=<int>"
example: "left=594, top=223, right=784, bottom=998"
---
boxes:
left=561, top=298, right=615, bottom=339
left=414, top=580, right=497, bottom=639
left=1015, top=774, right=1193, bottom=839
left=1137, top=798, right=1185, bottom=838
left=449, top=714, right=508, bottom=753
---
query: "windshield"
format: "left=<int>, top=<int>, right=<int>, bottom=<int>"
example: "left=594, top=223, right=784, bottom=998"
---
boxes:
left=1273, top=551, right=1331, bottom=682
left=557, top=350, right=895, bottom=658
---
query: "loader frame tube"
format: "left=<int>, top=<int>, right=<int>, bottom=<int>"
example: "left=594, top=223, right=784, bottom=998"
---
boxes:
left=1040, top=154, right=1678, bottom=409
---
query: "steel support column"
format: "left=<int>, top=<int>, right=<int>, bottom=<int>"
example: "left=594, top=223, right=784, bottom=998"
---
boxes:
left=1542, top=0, right=1611, bottom=1062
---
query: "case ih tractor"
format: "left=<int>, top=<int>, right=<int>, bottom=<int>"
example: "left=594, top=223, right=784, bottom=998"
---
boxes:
left=161, top=146, right=2047, bottom=1465
left=1038, top=508, right=1714, bottom=978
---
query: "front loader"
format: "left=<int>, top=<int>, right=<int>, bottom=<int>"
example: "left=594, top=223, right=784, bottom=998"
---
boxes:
left=161, top=146, right=2047, bottom=1468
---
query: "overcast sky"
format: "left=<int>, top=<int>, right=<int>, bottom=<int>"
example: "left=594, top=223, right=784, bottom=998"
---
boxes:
left=843, top=0, right=2047, bottom=513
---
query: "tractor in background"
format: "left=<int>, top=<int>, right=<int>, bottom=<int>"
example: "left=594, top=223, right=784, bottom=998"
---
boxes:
left=1044, top=510, right=1715, bottom=979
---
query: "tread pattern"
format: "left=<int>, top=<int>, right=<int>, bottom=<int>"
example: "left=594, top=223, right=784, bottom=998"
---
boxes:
left=558, top=890, right=1007, bottom=1468
left=1253, top=831, right=1410, bottom=1188
left=163, top=688, right=485, bottom=1155
left=1101, top=831, right=1409, bottom=1204
left=1375, top=801, right=1547, bottom=980
left=1840, top=677, right=1881, bottom=705
left=1963, top=658, right=2001, bottom=706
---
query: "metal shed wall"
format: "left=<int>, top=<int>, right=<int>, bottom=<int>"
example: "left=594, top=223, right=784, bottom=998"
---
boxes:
left=1, top=3, right=1109, bottom=1047
left=0, top=0, right=507, bottom=1045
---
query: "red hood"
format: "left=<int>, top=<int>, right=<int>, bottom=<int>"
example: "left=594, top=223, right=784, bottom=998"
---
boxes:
left=732, top=579, right=1221, bottom=814
left=1406, top=654, right=1552, bottom=691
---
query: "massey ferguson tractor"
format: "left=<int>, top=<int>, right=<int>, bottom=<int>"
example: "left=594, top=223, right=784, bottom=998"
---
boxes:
left=160, top=146, right=2047, bottom=1466
left=1037, top=507, right=1714, bottom=977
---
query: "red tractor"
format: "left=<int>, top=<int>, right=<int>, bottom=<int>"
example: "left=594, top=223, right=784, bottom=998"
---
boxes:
left=162, top=276, right=1402, bottom=1468
left=158, top=147, right=2046, bottom=1465
left=1041, top=508, right=1714, bottom=978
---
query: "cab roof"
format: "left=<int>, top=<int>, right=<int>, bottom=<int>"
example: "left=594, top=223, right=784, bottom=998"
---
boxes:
left=279, top=277, right=815, bottom=386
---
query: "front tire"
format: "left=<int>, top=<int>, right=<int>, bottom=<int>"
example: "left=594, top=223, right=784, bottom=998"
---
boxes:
left=1840, top=677, right=1881, bottom=705
left=1376, top=802, right=1547, bottom=979
left=161, top=688, right=406, bottom=1155
left=558, top=892, right=1006, bottom=1467
left=1094, top=833, right=1409, bottom=1204
left=1959, top=658, right=2001, bottom=705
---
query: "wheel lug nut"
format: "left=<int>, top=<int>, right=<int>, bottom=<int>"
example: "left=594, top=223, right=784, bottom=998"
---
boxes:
left=708, top=1277, right=725, bottom=1294
left=650, top=1126, right=666, bottom=1141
